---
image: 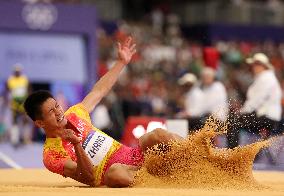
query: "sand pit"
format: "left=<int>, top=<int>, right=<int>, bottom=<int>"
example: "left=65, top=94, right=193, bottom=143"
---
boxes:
left=0, top=169, right=284, bottom=196
left=2, top=119, right=284, bottom=196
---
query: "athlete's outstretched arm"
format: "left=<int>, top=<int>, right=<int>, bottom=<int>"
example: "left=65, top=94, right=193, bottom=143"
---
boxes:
left=81, top=36, right=136, bottom=113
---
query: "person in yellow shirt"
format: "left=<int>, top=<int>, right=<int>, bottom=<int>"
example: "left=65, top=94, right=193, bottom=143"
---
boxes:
left=24, top=37, right=181, bottom=187
left=7, top=64, right=31, bottom=147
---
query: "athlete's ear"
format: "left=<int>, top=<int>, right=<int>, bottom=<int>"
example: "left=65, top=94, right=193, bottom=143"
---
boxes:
left=35, top=120, right=45, bottom=128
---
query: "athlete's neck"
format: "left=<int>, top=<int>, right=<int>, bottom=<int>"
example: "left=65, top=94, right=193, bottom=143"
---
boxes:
left=44, top=126, right=67, bottom=138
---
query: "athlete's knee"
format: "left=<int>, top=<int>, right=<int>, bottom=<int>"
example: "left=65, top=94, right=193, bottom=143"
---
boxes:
left=104, top=163, right=134, bottom=188
left=151, top=128, right=177, bottom=143
left=139, top=128, right=182, bottom=152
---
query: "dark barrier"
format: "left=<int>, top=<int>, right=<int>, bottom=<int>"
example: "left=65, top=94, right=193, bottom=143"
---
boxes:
left=181, top=24, right=284, bottom=45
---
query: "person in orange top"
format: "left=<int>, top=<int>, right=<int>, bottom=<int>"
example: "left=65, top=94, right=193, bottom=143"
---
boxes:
left=24, top=37, right=181, bottom=187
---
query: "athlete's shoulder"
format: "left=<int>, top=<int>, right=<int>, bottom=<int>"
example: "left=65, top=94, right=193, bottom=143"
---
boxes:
left=65, top=103, right=88, bottom=115
left=65, top=103, right=92, bottom=125
left=43, top=137, right=70, bottom=176
left=43, top=137, right=66, bottom=153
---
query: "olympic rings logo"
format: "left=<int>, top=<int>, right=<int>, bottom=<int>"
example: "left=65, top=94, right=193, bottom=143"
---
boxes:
left=22, top=3, right=58, bottom=31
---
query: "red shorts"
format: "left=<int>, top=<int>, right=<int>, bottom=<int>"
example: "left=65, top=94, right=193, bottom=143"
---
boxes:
left=102, top=145, right=144, bottom=184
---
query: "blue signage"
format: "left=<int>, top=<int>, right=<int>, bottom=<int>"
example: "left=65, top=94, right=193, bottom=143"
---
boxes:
left=0, top=32, right=87, bottom=83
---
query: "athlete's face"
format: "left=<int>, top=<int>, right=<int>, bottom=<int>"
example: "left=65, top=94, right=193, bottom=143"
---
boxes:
left=35, top=98, right=67, bottom=131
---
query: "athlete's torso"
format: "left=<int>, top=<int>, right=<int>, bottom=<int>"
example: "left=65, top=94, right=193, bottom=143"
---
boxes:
left=43, top=103, right=143, bottom=186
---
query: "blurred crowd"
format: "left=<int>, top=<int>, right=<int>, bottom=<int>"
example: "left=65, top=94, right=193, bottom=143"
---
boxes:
left=94, top=15, right=284, bottom=141
left=1, top=12, right=284, bottom=148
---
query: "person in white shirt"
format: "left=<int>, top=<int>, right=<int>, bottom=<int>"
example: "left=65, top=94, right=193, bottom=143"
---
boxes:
left=200, top=67, right=229, bottom=122
left=176, top=73, right=205, bottom=131
left=227, top=53, right=282, bottom=149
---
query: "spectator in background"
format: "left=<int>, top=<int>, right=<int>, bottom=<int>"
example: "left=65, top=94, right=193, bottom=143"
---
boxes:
left=149, top=83, right=167, bottom=117
left=91, top=98, right=112, bottom=135
left=6, top=64, right=32, bottom=147
left=200, top=67, right=229, bottom=122
left=176, top=73, right=204, bottom=131
left=227, top=53, right=282, bottom=149
left=203, top=46, right=220, bottom=70
left=277, top=79, right=284, bottom=136
left=0, top=94, right=6, bottom=141
left=151, top=8, right=164, bottom=34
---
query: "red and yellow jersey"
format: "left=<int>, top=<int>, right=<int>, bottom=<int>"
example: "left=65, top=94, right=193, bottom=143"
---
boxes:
left=43, top=103, right=122, bottom=186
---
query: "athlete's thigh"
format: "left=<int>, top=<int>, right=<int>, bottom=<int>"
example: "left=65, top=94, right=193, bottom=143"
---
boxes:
left=104, top=163, right=138, bottom=187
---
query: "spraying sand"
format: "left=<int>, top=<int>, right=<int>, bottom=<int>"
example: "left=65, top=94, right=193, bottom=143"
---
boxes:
left=133, top=118, right=273, bottom=190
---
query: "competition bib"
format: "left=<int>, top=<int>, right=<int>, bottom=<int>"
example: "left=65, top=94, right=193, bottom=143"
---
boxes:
left=82, top=131, right=114, bottom=166
left=65, top=110, right=122, bottom=186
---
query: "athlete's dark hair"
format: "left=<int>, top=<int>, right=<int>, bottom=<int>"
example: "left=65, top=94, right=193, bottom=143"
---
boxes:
left=24, top=90, right=54, bottom=121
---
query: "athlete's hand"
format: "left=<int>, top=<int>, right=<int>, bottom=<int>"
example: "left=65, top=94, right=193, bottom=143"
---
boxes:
left=60, top=129, right=80, bottom=145
left=117, top=36, right=136, bottom=65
